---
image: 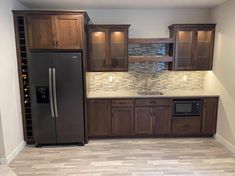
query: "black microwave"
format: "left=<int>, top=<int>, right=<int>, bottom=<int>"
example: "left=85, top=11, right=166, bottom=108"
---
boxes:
left=173, top=99, right=202, bottom=117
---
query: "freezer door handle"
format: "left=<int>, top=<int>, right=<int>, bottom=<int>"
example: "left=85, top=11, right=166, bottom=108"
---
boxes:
left=53, top=68, right=59, bottom=118
left=49, top=68, right=55, bottom=118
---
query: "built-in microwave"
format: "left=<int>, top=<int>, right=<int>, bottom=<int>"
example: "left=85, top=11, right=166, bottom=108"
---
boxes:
left=173, top=99, right=202, bottom=117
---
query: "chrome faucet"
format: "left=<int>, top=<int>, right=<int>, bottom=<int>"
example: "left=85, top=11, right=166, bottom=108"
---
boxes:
left=143, top=74, right=152, bottom=91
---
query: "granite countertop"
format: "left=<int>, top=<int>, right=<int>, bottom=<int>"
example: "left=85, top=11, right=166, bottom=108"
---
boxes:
left=87, top=90, right=219, bottom=99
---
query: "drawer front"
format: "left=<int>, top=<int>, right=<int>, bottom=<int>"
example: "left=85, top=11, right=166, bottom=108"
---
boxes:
left=171, top=117, right=201, bottom=135
left=112, top=99, right=134, bottom=107
left=135, top=99, right=171, bottom=107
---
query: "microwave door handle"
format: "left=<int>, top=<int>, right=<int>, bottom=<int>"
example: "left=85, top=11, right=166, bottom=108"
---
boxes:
left=53, top=68, right=59, bottom=118
left=49, top=68, right=55, bottom=118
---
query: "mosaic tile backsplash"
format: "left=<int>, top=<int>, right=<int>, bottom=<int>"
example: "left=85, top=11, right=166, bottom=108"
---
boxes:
left=128, top=44, right=169, bottom=56
left=87, top=63, right=205, bottom=92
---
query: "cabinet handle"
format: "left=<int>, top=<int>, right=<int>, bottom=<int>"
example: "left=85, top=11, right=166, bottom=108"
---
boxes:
left=150, top=109, right=153, bottom=117
left=106, top=58, right=109, bottom=66
left=53, top=40, right=56, bottom=48
left=56, top=41, right=59, bottom=47
left=153, top=110, right=156, bottom=117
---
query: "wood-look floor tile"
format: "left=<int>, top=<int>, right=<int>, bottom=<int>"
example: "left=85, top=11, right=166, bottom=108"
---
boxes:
left=9, top=138, right=235, bottom=176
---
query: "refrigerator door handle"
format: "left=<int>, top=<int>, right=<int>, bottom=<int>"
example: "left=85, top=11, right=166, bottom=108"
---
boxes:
left=53, top=68, right=59, bottom=118
left=49, top=68, right=55, bottom=118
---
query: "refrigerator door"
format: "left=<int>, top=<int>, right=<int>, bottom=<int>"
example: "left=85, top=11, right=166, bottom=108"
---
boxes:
left=28, top=53, right=57, bottom=145
left=52, top=52, right=85, bottom=144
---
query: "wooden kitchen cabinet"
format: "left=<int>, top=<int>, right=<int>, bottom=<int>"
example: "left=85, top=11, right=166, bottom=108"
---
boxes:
left=111, top=107, right=134, bottom=136
left=27, top=15, right=54, bottom=49
left=152, top=107, right=171, bottom=135
left=169, top=24, right=216, bottom=71
left=202, top=97, right=219, bottom=136
left=135, top=99, right=172, bottom=135
left=111, top=99, right=134, bottom=136
left=52, top=15, right=84, bottom=49
left=27, top=13, right=88, bottom=50
left=172, top=117, right=202, bottom=136
left=87, top=100, right=110, bottom=137
left=135, top=107, right=152, bottom=135
left=87, top=97, right=218, bottom=139
left=88, top=25, right=130, bottom=71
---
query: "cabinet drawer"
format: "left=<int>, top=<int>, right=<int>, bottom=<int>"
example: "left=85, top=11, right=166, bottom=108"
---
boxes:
left=112, top=99, right=134, bottom=107
left=135, top=99, right=171, bottom=107
left=172, top=117, right=201, bottom=135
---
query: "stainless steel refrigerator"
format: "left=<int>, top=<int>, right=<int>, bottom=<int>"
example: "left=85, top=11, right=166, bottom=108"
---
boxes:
left=28, top=52, right=85, bottom=146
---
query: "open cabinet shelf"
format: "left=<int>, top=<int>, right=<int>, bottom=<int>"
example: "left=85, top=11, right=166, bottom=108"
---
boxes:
left=128, top=38, right=174, bottom=63
left=129, top=56, right=173, bottom=63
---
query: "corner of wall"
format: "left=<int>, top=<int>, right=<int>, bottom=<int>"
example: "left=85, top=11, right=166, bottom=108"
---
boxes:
left=0, top=111, right=6, bottom=164
left=215, top=134, right=235, bottom=153
left=0, top=141, right=25, bottom=165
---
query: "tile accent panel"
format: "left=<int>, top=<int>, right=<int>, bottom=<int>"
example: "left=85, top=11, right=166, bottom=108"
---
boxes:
left=129, top=44, right=169, bottom=56
left=88, top=63, right=205, bottom=92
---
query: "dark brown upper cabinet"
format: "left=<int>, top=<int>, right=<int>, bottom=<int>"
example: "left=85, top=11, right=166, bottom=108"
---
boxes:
left=169, top=24, right=216, bottom=71
left=27, top=15, right=54, bottom=49
left=88, top=25, right=130, bottom=72
left=27, top=13, right=88, bottom=50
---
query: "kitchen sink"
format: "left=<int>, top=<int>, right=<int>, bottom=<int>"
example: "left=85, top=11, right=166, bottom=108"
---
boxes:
left=137, top=91, right=163, bottom=95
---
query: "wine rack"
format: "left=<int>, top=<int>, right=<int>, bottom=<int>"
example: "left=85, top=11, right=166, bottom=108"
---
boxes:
left=14, top=14, right=34, bottom=144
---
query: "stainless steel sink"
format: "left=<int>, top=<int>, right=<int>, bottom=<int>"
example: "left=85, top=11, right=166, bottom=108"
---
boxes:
left=137, top=91, right=163, bottom=95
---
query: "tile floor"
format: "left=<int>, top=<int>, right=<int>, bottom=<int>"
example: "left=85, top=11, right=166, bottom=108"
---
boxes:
left=0, top=165, right=17, bottom=176
left=8, top=138, right=235, bottom=176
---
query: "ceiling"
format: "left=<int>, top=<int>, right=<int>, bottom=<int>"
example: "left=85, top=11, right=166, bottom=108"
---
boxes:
left=18, top=0, right=227, bottom=9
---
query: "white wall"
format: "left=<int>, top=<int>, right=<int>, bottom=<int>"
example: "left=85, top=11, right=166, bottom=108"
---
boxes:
left=204, top=0, right=235, bottom=150
left=0, top=0, right=26, bottom=164
left=0, top=112, right=5, bottom=160
left=86, top=9, right=210, bottom=38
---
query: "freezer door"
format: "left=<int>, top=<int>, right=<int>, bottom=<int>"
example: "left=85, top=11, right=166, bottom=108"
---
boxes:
left=52, top=52, right=85, bottom=144
left=28, top=53, right=57, bottom=144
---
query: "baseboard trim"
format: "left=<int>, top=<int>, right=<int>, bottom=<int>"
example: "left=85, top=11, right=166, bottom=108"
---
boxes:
left=0, top=158, right=7, bottom=165
left=0, top=141, right=25, bottom=164
left=215, top=134, right=235, bottom=153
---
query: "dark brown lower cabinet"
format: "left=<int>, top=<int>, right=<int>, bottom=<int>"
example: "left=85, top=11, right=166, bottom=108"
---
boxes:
left=153, top=107, right=171, bottom=135
left=87, top=97, right=218, bottom=138
left=171, top=117, right=201, bottom=136
left=111, top=107, right=134, bottom=136
left=135, top=107, right=152, bottom=135
left=88, top=100, right=110, bottom=137
left=202, top=97, right=219, bottom=135
left=135, top=99, right=172, bottom=135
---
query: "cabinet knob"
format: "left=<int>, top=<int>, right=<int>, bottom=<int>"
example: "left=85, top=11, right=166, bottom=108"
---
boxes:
left=56, top=41, right=59, bottom=47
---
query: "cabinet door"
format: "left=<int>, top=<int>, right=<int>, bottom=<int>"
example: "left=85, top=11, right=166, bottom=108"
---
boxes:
left=194, top=28, right=215, bottom=70
left=172, top=117, right=201, bottom=136
left=89, top=29, right=109, bottom=71
left=153, top=107, right=171, bottom=135
left=175, top=28, right=195, bottom=70
left=111, top=107, right=134, bottom=136
left=135, top=107, right=152, bottom=135
left=88, top=100, right=110, bottom=137
left=109, top=28, right=128, bottom=71
left=27, top=15, right=54, bottom=49
left=53, top=15, right=83, bottom=49
left=202, top=98, right=218, bottom=135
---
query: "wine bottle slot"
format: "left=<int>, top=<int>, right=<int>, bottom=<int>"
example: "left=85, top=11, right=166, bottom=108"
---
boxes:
left=22, top=74, right=27, bottom=79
